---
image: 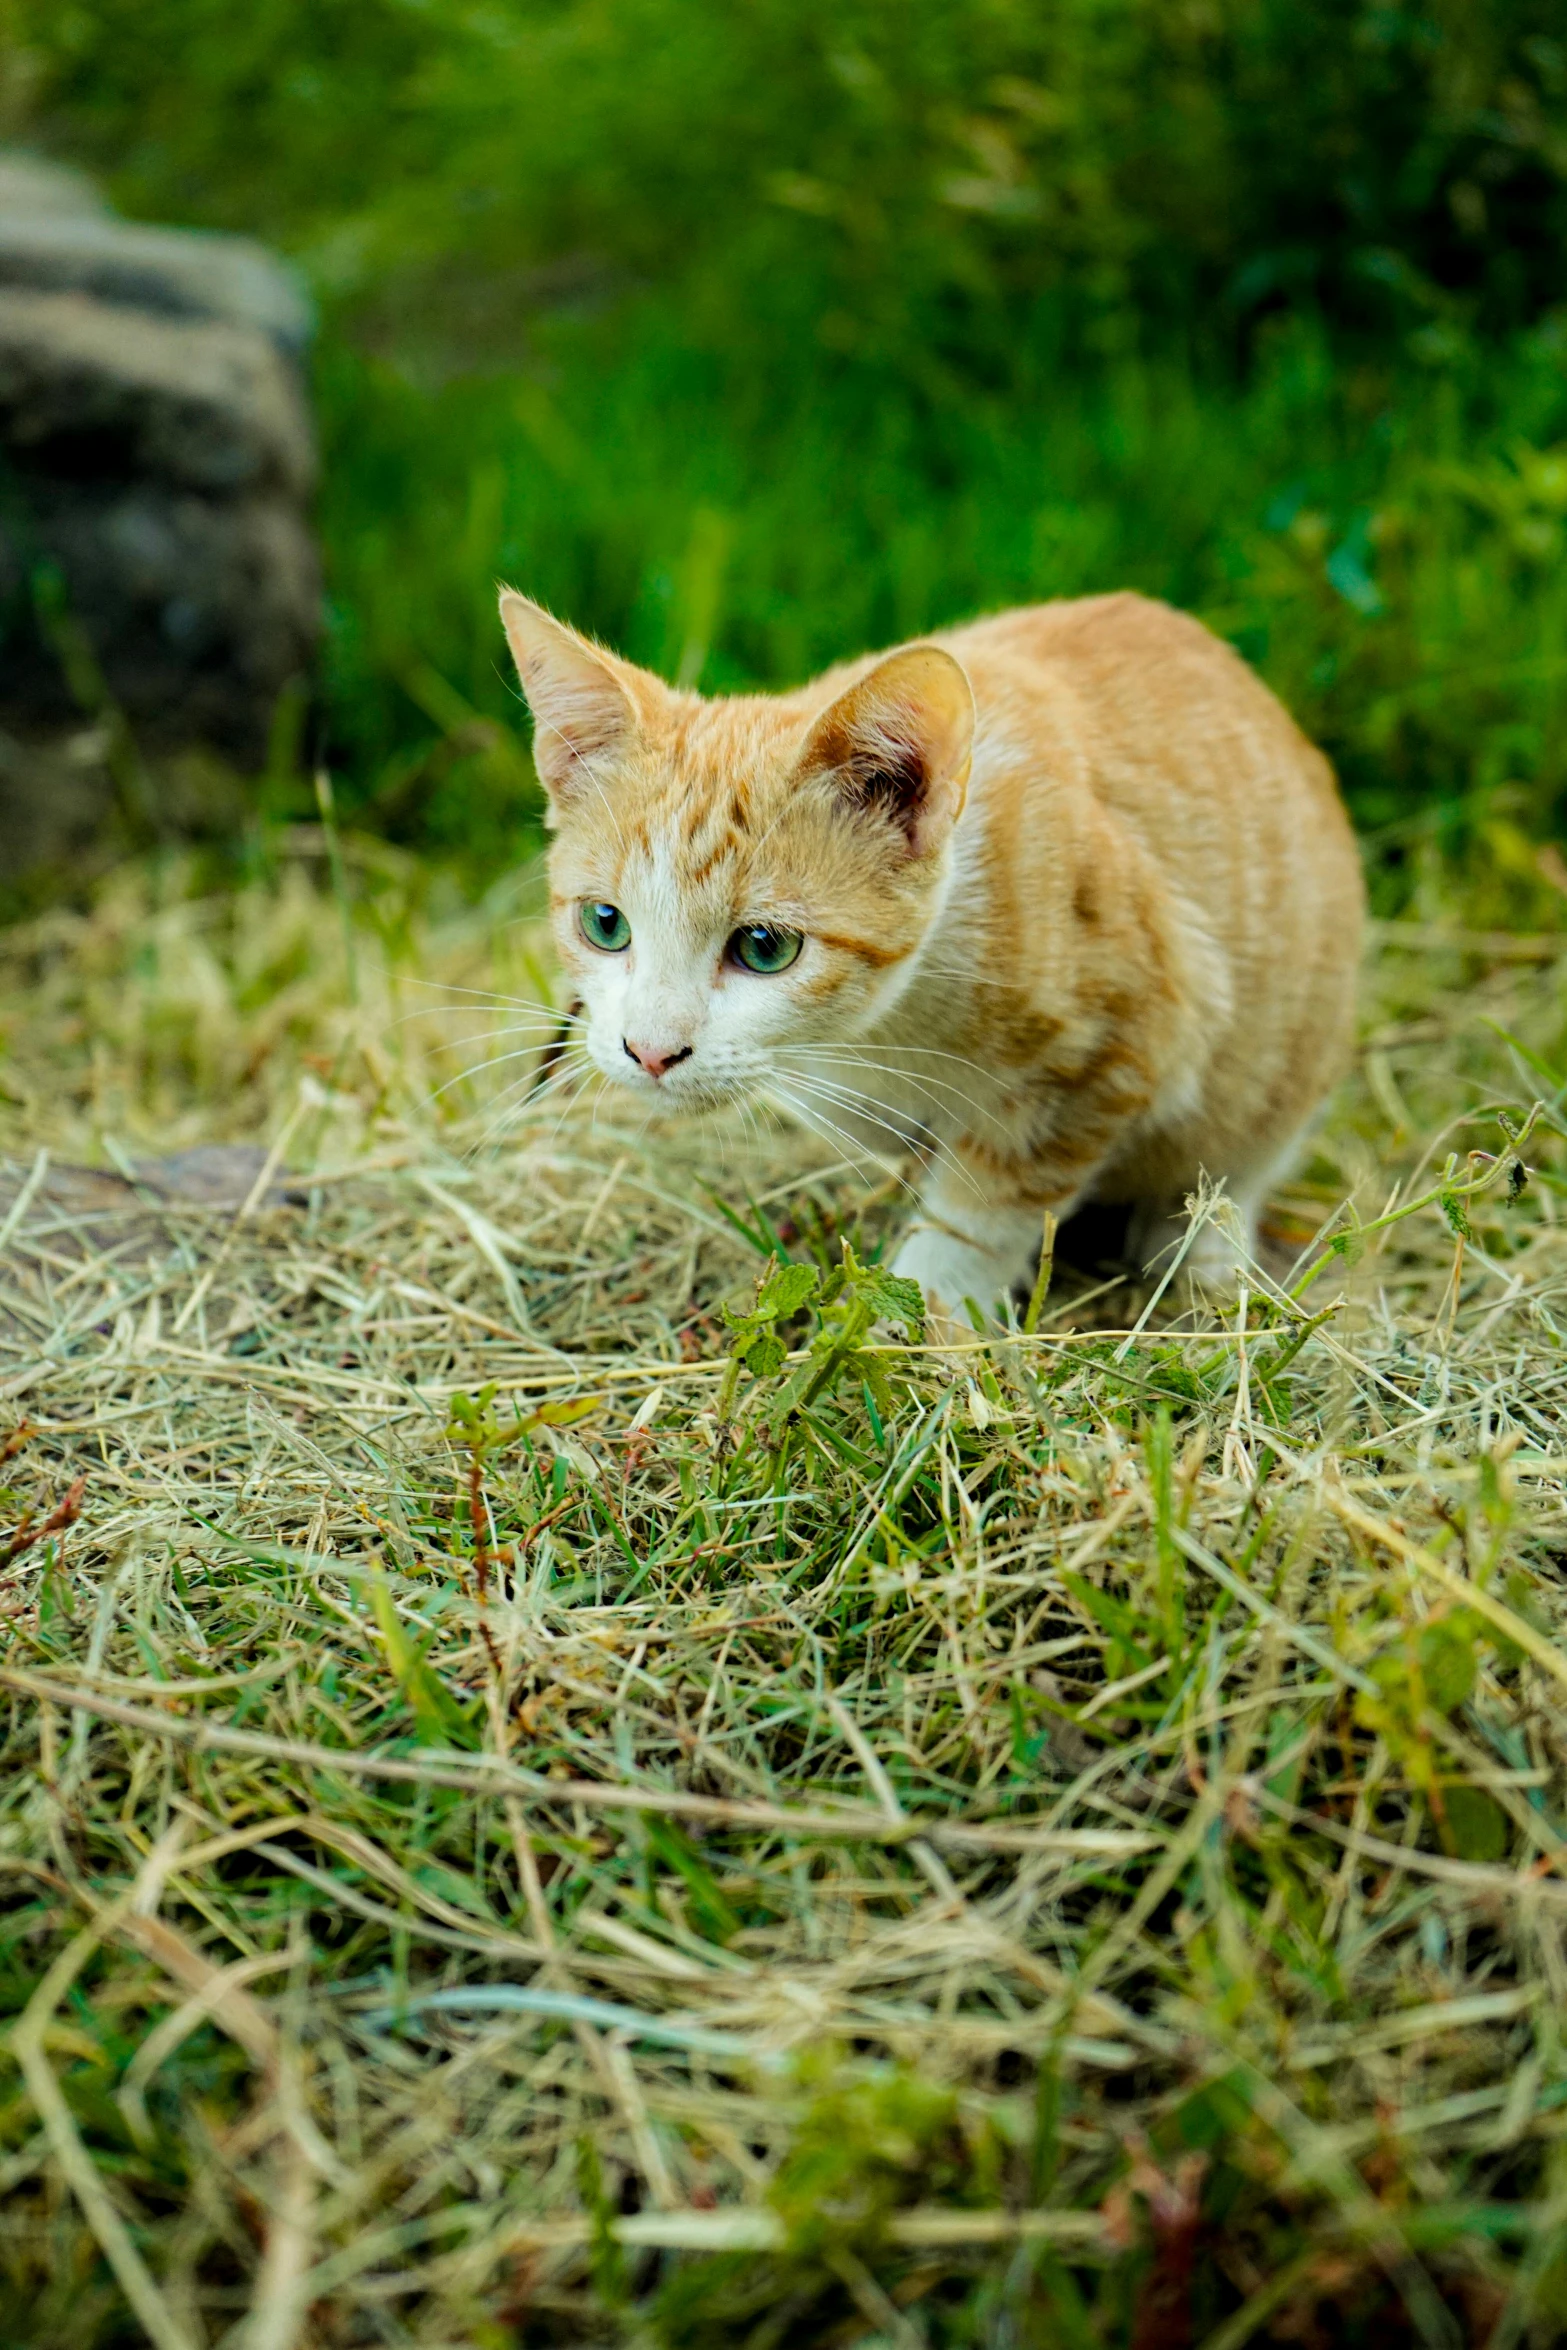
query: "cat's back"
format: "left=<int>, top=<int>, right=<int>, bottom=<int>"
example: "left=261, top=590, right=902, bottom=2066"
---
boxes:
left=937, top=589, right=1360, bottom=908
left=939, top=591, right=1333, bottom=807
left=801, top=590, right=1361, bottom=984
left=929, top=591, right=1363, bottom=1161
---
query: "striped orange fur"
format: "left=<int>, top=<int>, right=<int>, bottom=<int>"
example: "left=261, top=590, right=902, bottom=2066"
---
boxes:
left=500, top=588, right=1364, bottom=1319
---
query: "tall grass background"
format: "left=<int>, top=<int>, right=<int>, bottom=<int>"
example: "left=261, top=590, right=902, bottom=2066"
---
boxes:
left=6, top=0, right=1567, bottom=872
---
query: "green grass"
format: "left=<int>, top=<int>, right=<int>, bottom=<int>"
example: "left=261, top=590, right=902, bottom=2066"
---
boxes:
left=0, top=842, right=1565, bottom=2344
left=310, top=319, right=1567, bottom=871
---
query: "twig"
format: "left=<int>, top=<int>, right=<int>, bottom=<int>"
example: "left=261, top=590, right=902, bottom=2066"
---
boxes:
left=0, top=1666, right=1157, bottom=1858
left=0, top=1148, right=50, bottom=1256
left=1, top=1475, right=85, bottom=1569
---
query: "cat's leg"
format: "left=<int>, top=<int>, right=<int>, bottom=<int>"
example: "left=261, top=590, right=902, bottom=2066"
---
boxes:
left=1125, top=1156, right=1292, bottom=1292
left=894, top=1056, right=1172, bottom=1323
left=1126, top=1197, right=1252, bottom=1290
left=891, top=1204, right=1044, bottom=1325
left=891, top=1162, right=1079, bottom=1325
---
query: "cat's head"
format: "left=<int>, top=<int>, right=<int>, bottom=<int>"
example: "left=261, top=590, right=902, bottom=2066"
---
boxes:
left=500, top=592, right=974, bottom=1110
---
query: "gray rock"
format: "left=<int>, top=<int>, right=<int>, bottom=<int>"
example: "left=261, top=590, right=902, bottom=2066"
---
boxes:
left=0, top=153, right=106, bottom=221
left=0, top=215, right=312, bottom=356
left=0, top=288, right=315, bottom=496
left=0, top=151, right=321, bottom=865
left=0, top=482, right=319, bottom=750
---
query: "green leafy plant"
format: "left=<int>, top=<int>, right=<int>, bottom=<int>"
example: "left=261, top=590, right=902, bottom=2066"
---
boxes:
left=443, top=1383, right=601, bottom=1453
left=444, top=1384, right=602, bottom=1667
left=1354, top=1602, right=1515, bottom=1861
left=717, top=1242, right=924, bottom=1437
left=1298, top=1103, right=1543, bottom=1298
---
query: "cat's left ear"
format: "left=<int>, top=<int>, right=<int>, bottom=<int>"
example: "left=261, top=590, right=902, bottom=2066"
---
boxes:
left=797, top=646, right=974, bottom=857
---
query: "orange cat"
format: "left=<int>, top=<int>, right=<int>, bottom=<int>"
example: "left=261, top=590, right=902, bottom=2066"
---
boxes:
left=500, top=589, right=1363, bottom=1318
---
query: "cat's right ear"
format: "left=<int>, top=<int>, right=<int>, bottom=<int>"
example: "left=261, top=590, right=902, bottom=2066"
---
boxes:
left=499, top=591, right=639, bottom=812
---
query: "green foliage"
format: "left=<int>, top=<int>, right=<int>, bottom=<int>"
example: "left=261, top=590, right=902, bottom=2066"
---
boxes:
left=1440, top=1189, right=1473, bottom=1240
left=1297, top=1105, right=1548, bottom=1301
left=366, top=1560, right=479, bottom=1747
left=8, top=1, right=1567, bottom=856
left=444, top=1381, right=601, bottom=1454
left=301, top=328, right=1567, bottom=859
left=719, top=1242, right=924, bottom=1433
left=720, top=1259, right=822, bottom=1384
left=18, top=0, right=1567, bottom=356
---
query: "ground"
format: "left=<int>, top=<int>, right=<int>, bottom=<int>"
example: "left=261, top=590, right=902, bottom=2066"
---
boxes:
left=0, top=838, right=1564, bottom=2347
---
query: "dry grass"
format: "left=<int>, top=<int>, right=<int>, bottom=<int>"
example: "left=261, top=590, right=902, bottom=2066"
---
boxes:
left=0, top=832, right=1566, bottom=2348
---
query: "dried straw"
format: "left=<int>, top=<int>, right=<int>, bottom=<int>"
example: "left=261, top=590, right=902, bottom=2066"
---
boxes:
left=0, top=840, right=1565, bottom=2343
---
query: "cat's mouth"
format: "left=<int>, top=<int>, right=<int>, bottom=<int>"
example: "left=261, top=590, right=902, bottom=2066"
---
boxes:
left=600, top=1055, right=750, bottom=1113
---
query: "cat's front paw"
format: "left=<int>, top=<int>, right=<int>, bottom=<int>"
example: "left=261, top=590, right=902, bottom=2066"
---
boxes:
left=890, top=1222, right=1024, bottom=1334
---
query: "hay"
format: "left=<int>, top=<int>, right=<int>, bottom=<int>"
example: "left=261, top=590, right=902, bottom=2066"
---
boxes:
left=1, top=834, right=1566, bottom=2346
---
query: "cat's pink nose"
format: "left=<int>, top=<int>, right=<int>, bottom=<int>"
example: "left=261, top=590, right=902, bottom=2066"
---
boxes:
left=623, top=1038, right=693, bottom=1079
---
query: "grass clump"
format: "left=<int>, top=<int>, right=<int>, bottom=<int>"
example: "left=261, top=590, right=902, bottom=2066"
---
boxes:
left=0, top=842, right=1564, bottom=2341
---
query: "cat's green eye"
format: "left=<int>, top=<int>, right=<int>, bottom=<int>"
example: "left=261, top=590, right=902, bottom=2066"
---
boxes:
left=579, top=901, right=631, bottom=953
left=728, top=923, right=803, bottom=975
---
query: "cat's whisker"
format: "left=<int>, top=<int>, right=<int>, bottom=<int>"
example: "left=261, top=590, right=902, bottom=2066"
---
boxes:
left=517, top=1053, right=591, bottom=1110
left=430, top=1029, right=587, bottom=1081
left=411, top=1021, right=584, bottom=1067
left=900, top=953, right=1022, bottom=991
left=788, top=1080, right=987, bottom=1214
left=436, top=1003, right=586, bottom=1031
left=789, top=1039, right=1013, bottom=1145
left=732, top=1093, right=769, bottom=1175
left=801, top=1039, right=989, bottom=1075
left=780, top=1068, right=936, bottom=1153
left=764, top=1079, right=923, bottom=1190
left=397, top=978, right=577, bottom=1010
left=765, top=1087, right=928, bottom=1210
left=477, top=1091, right=584, bottom=1167
left=389, top=1013, right=582, bottom=1058
left=389, top=991, right=585, bottom=1047
left=460, top=1056, right=591, bottom=1159
left=777, top=1067, right=980, bottom=1199
left=788, top=1047, right=998, bottom=1132
left=398, top=1025, right=585, bottom=1086
left=429, top=1041, right=589, bottom=1103
left=550, top=1069, right=602, bottom=1151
